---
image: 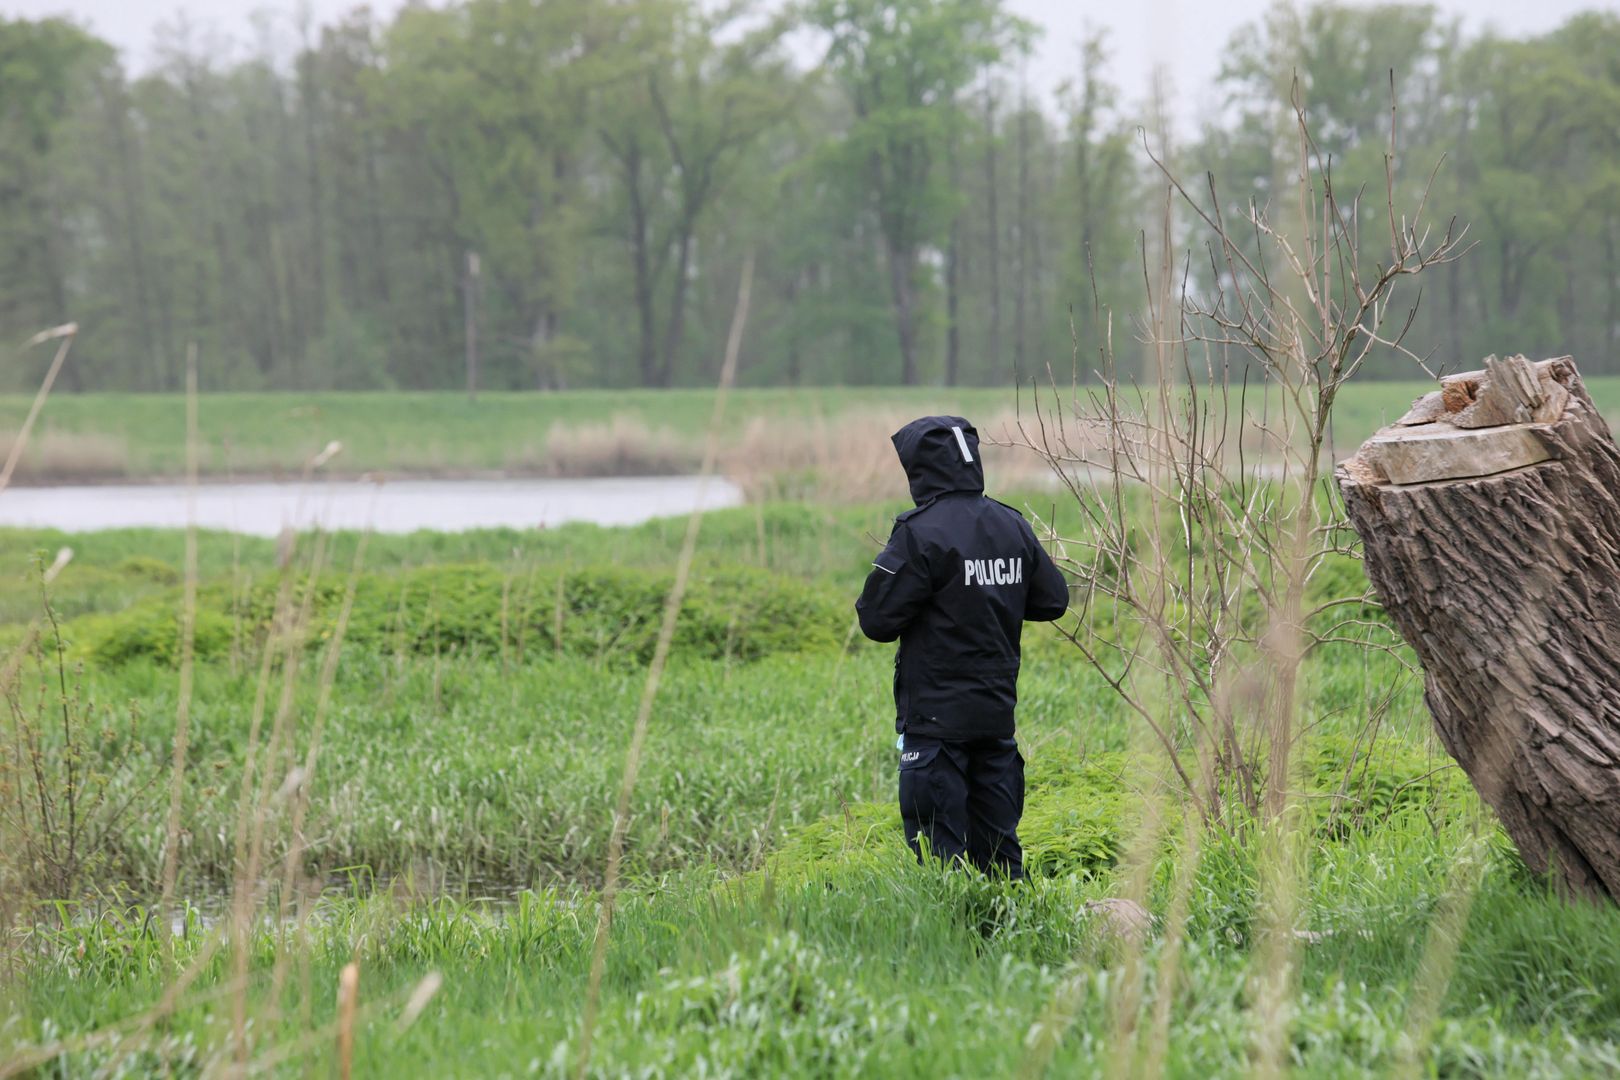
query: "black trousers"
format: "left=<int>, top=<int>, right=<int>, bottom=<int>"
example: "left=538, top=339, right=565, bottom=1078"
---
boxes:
left=898, top=734, right=1025, bottom=879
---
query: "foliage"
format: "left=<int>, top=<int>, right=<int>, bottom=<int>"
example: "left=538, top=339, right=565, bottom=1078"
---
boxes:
left=0, top=587, right=158, bottom=903
left=805, top=0, right=1029, bottom=384
left=0, top=16, right=113, bottom=378
left=3, top=489, right=1620, bottom=1073
left=12, top=799, right=1620, bottom=1075
left=67, top=561, right=850, bottom=669
left=12, top=2, right=1619, bottom=390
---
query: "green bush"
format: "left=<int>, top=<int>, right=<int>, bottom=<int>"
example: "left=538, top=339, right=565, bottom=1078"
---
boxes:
left=1305, top=731, right=1474, bottom=839
left=114, top=555, right=180, bottom=585
left=766, top=750, right=1130, bottom=882
left=70, top=604, right=234, bottom=667
left=71, top=562, right=850, bottom=668
left=1019, top=752, right=1128, bottom=878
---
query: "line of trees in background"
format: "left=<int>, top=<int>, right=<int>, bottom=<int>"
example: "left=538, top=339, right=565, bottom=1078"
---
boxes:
left=2, top=0, right=1619, bottom=391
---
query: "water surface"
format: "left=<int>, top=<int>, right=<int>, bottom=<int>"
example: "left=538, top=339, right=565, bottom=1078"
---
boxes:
left=0, top=476, right=743, bottom=536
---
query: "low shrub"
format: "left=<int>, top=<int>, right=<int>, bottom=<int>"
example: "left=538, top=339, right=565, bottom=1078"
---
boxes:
left=71, top=604, right=235, bottom=667
left=1305, top=730, right=1474, bottom=839
left=766, top=750, right=1130, bottom=882
left=114, top=555, right=180, bottom=585
left=68, top=562, right=851, bottom=668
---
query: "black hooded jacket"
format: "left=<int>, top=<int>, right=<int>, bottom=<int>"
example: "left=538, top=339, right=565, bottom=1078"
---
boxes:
left=856, top=415, right=1069, bottom=740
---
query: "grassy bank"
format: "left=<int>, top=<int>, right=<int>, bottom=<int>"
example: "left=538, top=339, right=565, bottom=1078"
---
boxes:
left=5, top=500, right=1620, bottom=1075
left=8, top=378, right=1620, bottom=483
left=15, top=814, right=1620, bottom=1077
left=0, top=387, right=1016, bottom=482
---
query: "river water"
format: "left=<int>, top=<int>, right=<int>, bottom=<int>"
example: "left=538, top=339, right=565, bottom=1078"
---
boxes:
left=0, top=476, right=744, bottom=536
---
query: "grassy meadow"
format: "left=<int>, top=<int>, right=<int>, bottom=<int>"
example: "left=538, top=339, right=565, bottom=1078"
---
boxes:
left=7, top=377, right=1620, bottom=482
left=2, top=387, right=1620, bottom=1076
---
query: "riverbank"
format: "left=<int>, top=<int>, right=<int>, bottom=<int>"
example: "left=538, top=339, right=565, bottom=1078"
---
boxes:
left=7, top=380, right=1608, bottom=488
left=0, top=387, right=1013, bottom=485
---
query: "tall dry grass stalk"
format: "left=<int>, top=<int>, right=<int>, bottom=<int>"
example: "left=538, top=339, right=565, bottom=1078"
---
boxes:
left=270, top=505, right=375, bottom=1018
left=0, top=458, right=373, bottom=1077
left=227, top=536, right=321, bottom=1067
left=337, top=960, right=360, bottom=1079
left=1007, top=76, right=1466, bottom=1073
left=0, top=326, right=254, bottom=1075
left=213, top=439, right=357, bottom=1063
left=1391, top=821, right=1490, bottom=1078
left=0, top=324, right=77, bottom=953
left=574, top=253, right=756, bottom=1080
left=0, top=324, right=76, bottom=498
left=158, top=344, right=200, bottom=952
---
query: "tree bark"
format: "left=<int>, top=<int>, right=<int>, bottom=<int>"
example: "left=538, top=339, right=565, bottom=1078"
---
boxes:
left=101, top=74, right=164, bottom=388
left=1338, top=356, right=1620, bottom=903
left=983, top=78, right=1000, bottom=381
left=883, top=239, right=919, bottom=386
left=658, top=224, right=695, bottom=388
left=945, top=125, right=961, bottom=388
left=614, top=136, right=658, bottom=389
left=1013, top=95, right=1030, bottom=382
left=784, top=268, right=803, bottom=386
left=463, top=251, right=479, bottom=402
left=1606, top=217, right=1618, bottom=362
left=298, top=50, right=329, bottom=341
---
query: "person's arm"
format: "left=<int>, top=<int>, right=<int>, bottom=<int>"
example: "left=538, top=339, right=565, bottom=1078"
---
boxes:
left=1024, top=532, right=1069, bottom=622
left=856, top=521, right=933, bottom=642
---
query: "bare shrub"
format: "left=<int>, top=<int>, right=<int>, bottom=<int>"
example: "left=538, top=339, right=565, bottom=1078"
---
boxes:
left=0, top=429, right=131, bottom=483
left=1008, top=79, right=1467, bottom=1076
left=1011, top=79, right=1464, bottom=820
left=724, top=408, right=1053, bottom=503
left=518, top=413, right=699, bottom=477
left=0, top=572, right=158, bottom=906
left=497, top=407, right=1070, bottom=494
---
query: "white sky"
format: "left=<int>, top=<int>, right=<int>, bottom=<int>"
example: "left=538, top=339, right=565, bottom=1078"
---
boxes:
left=3, top=0, right=1617, bottom=130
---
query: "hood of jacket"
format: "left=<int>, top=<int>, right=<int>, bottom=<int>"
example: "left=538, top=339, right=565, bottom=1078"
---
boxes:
left=891, top=415, right=984, bottom=506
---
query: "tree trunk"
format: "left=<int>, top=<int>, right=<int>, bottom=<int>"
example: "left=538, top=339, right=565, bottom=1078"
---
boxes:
left=463, top=251, right=479, bottom=402
left=532, top=309, right=560, bottom=391
left=1606, top=217, right=1618, bottom=362
left=620, top=141, right=658, bottom=389
left=1013, top=95, right=1030, bottom=382
left=658, top=225, right=695, bottom=389
left=298, top=52, right=329, bottom=341
left=883, top=240, right=919, bottom=386
left=1600, top=216, right=1613, bottom=362
left=1338, top=356, right=1620, bottom=903
left=102, top=75, right=164, bottom=389
left=945, top=126, right=961, bottom=388
left=784, top=268, right=803, bottom=386
left=983, top=78, right=1000, bottom=381
left=363, top=131, right=392, bottom=308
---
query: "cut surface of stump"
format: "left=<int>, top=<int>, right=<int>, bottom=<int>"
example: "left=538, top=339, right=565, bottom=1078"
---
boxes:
left=1337, top=355, right=1620, bottom=903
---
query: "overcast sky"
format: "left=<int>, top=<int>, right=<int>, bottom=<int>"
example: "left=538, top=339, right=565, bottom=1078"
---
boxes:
left=3, top=0, right=1617, bottom=129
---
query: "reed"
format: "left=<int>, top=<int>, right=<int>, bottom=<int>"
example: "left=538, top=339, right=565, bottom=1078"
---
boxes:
left=575, top=253, right=756, bottom=1079
left=157, top=346, right=198, bottom=953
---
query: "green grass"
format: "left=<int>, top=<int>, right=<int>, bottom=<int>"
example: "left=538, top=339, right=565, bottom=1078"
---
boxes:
left=10, top=800, right=1620, bottom=1076
left=0, top=387, right=1019, bottom=479
left=5, top=493, right=1620, bottom=1075
left=7, top=378, right=1619, bottom=480
left=0, top=501, right=902, bottom=625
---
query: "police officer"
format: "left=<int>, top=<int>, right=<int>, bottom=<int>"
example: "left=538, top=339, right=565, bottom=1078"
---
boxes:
left=856, top=415, right=1069, bottom=879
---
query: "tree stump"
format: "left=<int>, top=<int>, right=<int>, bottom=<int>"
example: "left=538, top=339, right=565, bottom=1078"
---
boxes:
left=1337, top=356, right=1620, bottom=903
